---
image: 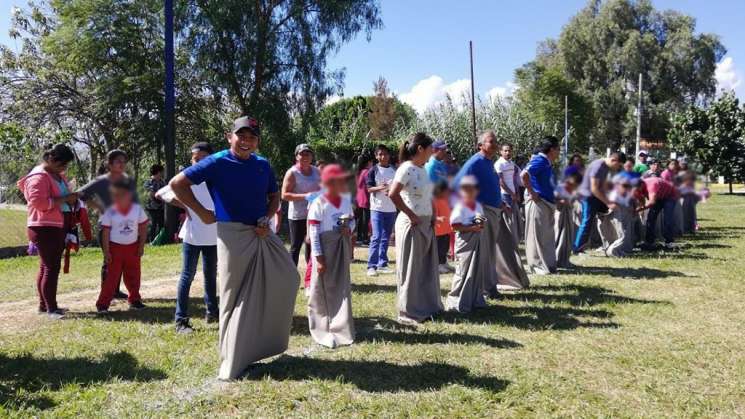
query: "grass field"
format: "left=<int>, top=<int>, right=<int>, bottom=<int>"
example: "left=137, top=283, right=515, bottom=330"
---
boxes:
left=0, top=208, right=28, bottom=248
left=1, top=189, right=745, bottom=417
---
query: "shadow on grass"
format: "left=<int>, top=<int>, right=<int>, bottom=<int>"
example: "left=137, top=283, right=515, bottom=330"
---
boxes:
left=563, top=265, right=687, bottom=279
left=245, top=355, right=509, bottom=393
left=71, top=297, right=207, bottom=324
left=0, top=351, right=165, bottom=411
left=502, top=284, right=668, bottom=307
left=438, top=304, right=620, bottom=331
left=351, top=283, right=397, bottom=294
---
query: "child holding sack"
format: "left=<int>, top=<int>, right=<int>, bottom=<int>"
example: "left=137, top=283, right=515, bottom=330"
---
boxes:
left=555, top=172, right=581, bottom=268
left=445, top=175, right=488, bottom=313
left=307, top=164, right=356, bottom=348
left=96, top=178, right=149, bottom=312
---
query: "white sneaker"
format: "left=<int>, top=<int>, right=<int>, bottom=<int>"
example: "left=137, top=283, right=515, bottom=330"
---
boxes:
left=438, top=264, right=450, bottom=274
left=366, top=268, right=378, bottom=277
left=377, top=266, right=393, bottom=274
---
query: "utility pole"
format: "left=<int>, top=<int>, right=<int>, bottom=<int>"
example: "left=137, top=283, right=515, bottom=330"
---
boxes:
left=163, top=0, right=177, bottom=241
left=635, top=73, right=642, bottom=157
left=469, top=41, right=477, bottom=148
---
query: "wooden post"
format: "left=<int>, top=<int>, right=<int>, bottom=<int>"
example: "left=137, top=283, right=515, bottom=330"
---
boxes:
left=469, top=41, right=477, bottom=148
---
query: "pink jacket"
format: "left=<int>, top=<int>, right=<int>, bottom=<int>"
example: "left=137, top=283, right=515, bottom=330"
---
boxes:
left=17, top=165, right=70, bottom=228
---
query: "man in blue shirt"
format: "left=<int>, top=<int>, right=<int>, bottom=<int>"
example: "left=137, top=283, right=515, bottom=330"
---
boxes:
left=454, top=131, right=529, bottom=295
left=424, top=139, right=450, bottom=185
left=169, top=116, right=298, bottom=380
left=521, top=136, right=560, bottom=275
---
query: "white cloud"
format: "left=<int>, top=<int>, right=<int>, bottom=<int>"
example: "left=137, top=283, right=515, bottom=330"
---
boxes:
left=325, top=94, right=342, bottom=106
left=715, top=56, right=742, bottom=95
left=400, top=76, right=518, bottom=113
left=486, top=82, right=518, bottom=102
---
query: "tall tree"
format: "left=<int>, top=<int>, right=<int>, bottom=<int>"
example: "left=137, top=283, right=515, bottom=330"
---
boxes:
left=369, top=77, right=396, bottom=141
left=515, top=0, right=725, bottom=151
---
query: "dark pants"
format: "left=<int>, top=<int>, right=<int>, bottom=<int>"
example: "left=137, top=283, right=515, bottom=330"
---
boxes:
left=146, top=208, right=164, bottom=242
left=288, top=218, right=310, bottom=266
left=355, top=207, right=370, bottom=243
left=367, top=210, right=396, bottom=268
left=646, top=198, right=676, bottom=244
left=573, top=196, right=608, bottom=253
left=27, top=226, right=66, bottom=312
left=96, top=242, right=142, bottom=309
left=436, top=234, right=450, bottom=265
left=175, top=243, right=218, bottom=321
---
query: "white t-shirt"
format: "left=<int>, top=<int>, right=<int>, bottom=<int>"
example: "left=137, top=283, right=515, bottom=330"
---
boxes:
left=495, top=157, right=517, bottom=194
left=307, top=194, right=355, bottom=234
left=393, top=161, right=433, bottom=216
left=369, top=165, right=397, bottom=213
left=450, top=201, right=484, bottom=226
left=608, top=189, right=633, bottom=208
left=178, top=182, right=217, bottom=246
left=100, top=203, right=149, bottom=245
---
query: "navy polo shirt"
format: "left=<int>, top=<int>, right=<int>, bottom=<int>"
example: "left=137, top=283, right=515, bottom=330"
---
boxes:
left=454, top=153, right=502, bottom=208
left=525, top=153, right=556, bottom=204
left=183, top=150, right=278, bottom=225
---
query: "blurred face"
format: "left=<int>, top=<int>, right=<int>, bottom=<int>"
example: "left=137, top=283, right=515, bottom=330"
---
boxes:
left=229, top=129, right=259, bottom=159
left=108, top=156, right=127, bottom=175
left=480, top=135, right=499, bottom=158
left=45, top=159, right=69, bottom=175
left=111, top=187, right=133, bottom=209
left=500, top=145, right=513, bottom=160
left=296, top=150, right=313, bottom=167
left=639, top=154, right=648, bottom=163
left=623, top=160, right=634, bottom=172
left=547, top=146, right=560, bottom=162
left=668, top=161, right=678, bottom=171
left=191, top=150, right=210, bottom=166
left=650, top=162, right=660, bottom=172
left=616, top=182, right=632, bottom=196
left=459, top=185, right=479, bottom=203
left=375, top=149, right=391, bottom=166
left=608, top=155, right=622, bottom=171
left=564, top=179, right=578, bottom=193
left=324, top=177, right=348, bottom=195
left=571, top=156, right=584, bottom=167
left=434, top=148, right=448, bottom=160
left=415, top=144, right=434, bottom=162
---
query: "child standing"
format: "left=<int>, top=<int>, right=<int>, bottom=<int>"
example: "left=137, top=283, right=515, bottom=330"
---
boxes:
left=678, top=171, right=700, bottom=234
left=96, top=178, right=149, bottom=312
left=433, top=182, right=454, bottom=274
left=598, top=174, right=636, bottom=257
left=495, top=143, right=521, bottom=244
left=446, top=176, right=488, bottom=313
left=366, top=145, right=397, bottom=276
left=555, top=173, right=581, bottom=268
left=307, top=164, right=356, bottom=348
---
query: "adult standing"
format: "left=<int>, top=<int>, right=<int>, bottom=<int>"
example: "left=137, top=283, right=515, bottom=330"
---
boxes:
left=168, top=142, right=219, bottom=334
left=354, top=156, right=372, bottom=246
left=366, top=144, right=397, bottom=276
left=639, top=177, right=679, bottom=249
left=424, top=139, right=449, bottom=185
left=389, top=132, right=443, bottom=325
left=281, top=144, right=321, bottom=267
left=78, top=149, right=138, bottom=300
left=454, top=131, right=529, bottom=293
left=521, top=137, right=560, bottom=275
left=143, top=164, right=166, bottom=242
left=495, top=143, right=521, bottom=244
left=170, top=116, right=299, bottom=380
left=18, top=144, right=78, bottom=319
left=633, top=150, right=650, bottom=174
left=572, top=151, right=624, bottom=253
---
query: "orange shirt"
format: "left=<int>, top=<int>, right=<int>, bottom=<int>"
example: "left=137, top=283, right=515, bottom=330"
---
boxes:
left=433, top=196, right=452, bottom=236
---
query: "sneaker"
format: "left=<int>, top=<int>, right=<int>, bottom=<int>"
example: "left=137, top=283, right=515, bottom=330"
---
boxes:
left=47, top=309, right=65, bottom=320
left=114, top=290, right=129, bottom=300
left=396, top=315, right=420, bottom=326
left=205, top=313, right=219, bottom=324
left=96, top=306, right=109, bottom=314
left=129, top=301, right=146, bottom=310
left=176, top=319, right=194, bottom=334
left=438, top=264, right=450, bottom=274
left=376, top=266, right=393, bottom=274
left=366, top=268, right=378, bottom=277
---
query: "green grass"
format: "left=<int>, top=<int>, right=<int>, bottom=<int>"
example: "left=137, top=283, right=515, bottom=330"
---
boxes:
left=2, top=189, right=745, bottom=417
left=0, top=208, right=29, bottom=248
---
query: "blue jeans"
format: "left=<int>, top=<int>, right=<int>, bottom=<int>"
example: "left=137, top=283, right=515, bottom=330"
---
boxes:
left=368, top=210, right=396, bottom=268
left=573, top=196, right=608, bottom=253
left=175, top=243, right=218, bottom=321
left=646, top=198, right=676, bottom=244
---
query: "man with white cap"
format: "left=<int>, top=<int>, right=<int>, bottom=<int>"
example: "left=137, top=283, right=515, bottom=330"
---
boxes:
left=634, top=150, right=650, bottom=175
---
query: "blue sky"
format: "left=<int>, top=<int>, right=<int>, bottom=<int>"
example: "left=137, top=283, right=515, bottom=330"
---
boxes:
left=2, top=0, right=743, bottom=111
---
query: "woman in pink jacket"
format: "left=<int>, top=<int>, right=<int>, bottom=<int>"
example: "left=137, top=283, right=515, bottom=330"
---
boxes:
left=17, top=144, right=78, bottom=319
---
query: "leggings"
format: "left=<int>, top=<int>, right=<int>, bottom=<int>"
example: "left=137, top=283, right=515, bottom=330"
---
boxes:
left=27, top=226, right=66, bottom=312
left=436, top=234, right=450, bottom=265
left=288, top=218, right=310, bottom=266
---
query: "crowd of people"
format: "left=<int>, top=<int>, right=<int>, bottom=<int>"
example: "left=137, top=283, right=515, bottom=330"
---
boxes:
left=17, top=115, right=706, bottom=379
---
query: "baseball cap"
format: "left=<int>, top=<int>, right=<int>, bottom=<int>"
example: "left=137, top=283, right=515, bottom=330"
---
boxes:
left=190, top=142, right=214, bottom=154
left=459, top=175, right=479, bottom=188
left=432, top=139, right=448, bottom=150
left=637, top=150, right=648, bottom=157
left=321, top=164, right=350, bottom=183
left=232, top=116, right=261, bottom=136
left=295, top=143, right=313, bottom=155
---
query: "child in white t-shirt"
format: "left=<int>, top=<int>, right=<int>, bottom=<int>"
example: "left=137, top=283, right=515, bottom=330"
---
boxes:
left=95, top=179, right=149, bottom=312
left=599, top=174, right=636, bottom=257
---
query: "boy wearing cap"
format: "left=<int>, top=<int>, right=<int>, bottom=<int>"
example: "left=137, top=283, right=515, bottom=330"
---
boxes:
left=281, top=144, right=322, bottom=271
left=425, top=140, right=449, bottom=185
left=306, top=164, right=356, bottom=348
left=634, top=151, right=650, bottom=174
left=169, top=116, right=299, bottom=380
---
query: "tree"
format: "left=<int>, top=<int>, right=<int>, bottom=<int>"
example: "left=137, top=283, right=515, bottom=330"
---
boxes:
left=181, top=0, right=383, bottom=171
left=669, top=93, right=745, bottom=193
left=515, top=0, right=725, bottom=151
left=369, top=77, right=396, bottom=141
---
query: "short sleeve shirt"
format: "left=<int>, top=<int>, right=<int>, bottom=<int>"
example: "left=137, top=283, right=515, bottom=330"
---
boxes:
left=367, top=165, right=397, bottom=213
left=425, top=156, right=449, bottom=184
left=178, top=182, right=217, bottom=246
left=495, top=157, right=517, bottom=194
left=524, top=153, right=556, bottom=203
left=579, top=159, right=609, bottom=198
left=450, top=201, right=484, bottom=226
left=393, top=161, right=433, bottom=216
left=183, top=151, right=278, bottom=225
left=307, top=194, right=355, bottom=234
left=453, top=153, right=502, bottom=208
left=643, top=177, right=676, bottom=200
left=100, top=203, right=148, bottom=245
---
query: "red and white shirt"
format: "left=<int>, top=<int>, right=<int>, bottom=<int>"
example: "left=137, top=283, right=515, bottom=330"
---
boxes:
left=307, top=194, right=354, bottom=256
left=100, top=203, right=149, bottom=245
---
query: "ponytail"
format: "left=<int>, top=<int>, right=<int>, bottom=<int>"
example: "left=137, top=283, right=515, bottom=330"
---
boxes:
left=398, top=132, right=434, bottom=162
